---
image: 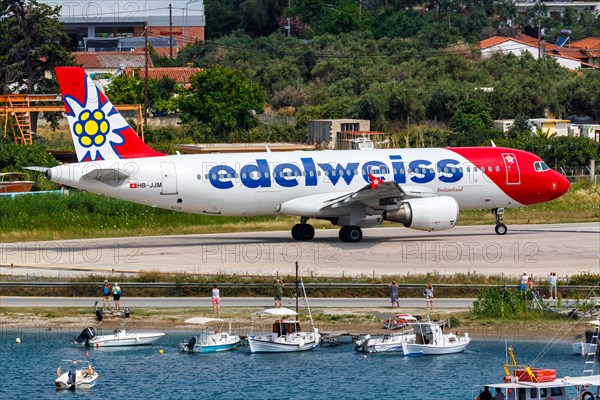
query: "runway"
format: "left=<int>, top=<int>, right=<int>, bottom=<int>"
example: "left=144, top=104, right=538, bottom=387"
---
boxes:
left=1, top=222, right=598, bottom=277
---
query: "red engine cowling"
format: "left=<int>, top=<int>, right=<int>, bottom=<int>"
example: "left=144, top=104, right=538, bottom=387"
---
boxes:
left=384, top=197, right=459, bottom=231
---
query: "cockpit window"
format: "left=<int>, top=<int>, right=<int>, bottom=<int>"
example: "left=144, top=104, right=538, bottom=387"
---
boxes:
left=534, top=161, right=550, bottom=172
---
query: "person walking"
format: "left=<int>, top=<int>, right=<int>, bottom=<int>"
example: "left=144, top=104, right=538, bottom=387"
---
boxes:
left=112, top=283, right=122, bottom=310
left=424, top=283, right=434, bottom=310
left=548, top=272, right=558, bottom=299
left=212, top=284, right=221, bottom=314
left=102, top=280, right=112, bottom=309
left=389, top=281, right=399, bottom=308
left=273, top=279, right=284, bottom=308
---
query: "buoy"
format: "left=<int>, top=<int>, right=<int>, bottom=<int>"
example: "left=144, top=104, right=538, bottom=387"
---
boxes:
left=15, top=338, right=21, bottom=343
left=363, top=355, right=367, bottom=358
left=159, top=349, right=164, bottom=355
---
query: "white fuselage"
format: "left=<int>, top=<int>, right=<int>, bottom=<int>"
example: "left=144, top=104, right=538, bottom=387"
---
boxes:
left=49, top=148, right=518, bottom=217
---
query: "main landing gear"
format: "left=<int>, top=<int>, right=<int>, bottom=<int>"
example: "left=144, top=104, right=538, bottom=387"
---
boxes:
left=339, top=226, right=362, bottom=243
left=290, top=218, right=364, bottom=242
left=291, top=217, right=315, bottom=241
left=493, top=208, right=507, bottom=235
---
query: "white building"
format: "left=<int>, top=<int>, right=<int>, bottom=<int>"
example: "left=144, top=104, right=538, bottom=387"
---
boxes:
left=39, top=1, right=205, bottom=52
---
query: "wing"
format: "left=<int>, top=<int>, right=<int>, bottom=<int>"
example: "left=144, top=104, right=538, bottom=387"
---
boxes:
left=324, top=181, right=437, bottom=211
left=278, top=180, right=437, bottom=217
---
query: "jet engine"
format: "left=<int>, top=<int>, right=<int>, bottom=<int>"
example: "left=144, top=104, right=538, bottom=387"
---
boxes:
left=384, top=197, right=459, bottom=231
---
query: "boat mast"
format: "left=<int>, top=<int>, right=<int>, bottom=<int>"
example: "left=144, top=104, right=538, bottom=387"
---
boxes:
left=295, top=261, right=299, bottom=315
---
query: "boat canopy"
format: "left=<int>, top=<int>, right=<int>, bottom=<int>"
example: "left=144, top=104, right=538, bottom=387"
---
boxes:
left=184, top=317, right=224, bottom=325
left=256, top=307, right=298, bottom=317
left=486, top=375, right=600, bottom=389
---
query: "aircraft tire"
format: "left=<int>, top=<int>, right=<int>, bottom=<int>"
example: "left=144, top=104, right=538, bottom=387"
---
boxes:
left=339, top=226, right=362, bottom=242
left=495, top=223, right=508, bottom=235
left=292, top=224, right=314, bottom=240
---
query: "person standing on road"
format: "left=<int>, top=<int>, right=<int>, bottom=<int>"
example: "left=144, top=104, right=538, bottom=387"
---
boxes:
left=102, top=280, right=112, bottom=309
left=389, top=281, right=399, bottom=308
left=273, top=279, right=284, bottom=308
left=424, top=283, right=434, bottom=310
left=112, top=283, right=122, bottom=310
left=212, top=284, right=221, bottom=314
left=548, top=272, right=558, bottom=299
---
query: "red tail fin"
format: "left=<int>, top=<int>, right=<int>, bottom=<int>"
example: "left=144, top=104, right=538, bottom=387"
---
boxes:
left=55, top=67, right=165, bottom=162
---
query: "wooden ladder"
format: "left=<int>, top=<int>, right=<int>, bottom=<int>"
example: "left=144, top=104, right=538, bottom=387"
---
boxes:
left=583, top=319, right=599, bottom=376
left=8, top=97, right=33, bottom=145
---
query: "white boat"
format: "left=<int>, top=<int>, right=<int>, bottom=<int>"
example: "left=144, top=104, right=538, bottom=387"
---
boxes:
left=472, top=345, right=600, bottom=400
left=572, top=319, right=599, bottom=355
left=71, top=326, right=165, bottom=347
left=401, top=319, right=471, bottom=356
left=248, top=307, right=320, bottom=353
left=354, top=331, right=416, bottom=353
left=55, top=359, right=98, bottom=390
left=178, top=317, right=242, bottom=353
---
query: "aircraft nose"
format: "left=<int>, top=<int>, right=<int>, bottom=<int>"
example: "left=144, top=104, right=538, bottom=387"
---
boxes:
left=550, top=172, right=570, bottom=199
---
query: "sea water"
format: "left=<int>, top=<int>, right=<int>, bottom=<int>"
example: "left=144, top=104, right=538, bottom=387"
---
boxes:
left=0, top=330, right=592, bottom=400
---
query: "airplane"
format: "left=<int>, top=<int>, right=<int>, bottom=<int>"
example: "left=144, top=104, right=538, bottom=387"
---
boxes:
left=36, top=66, right=570, bottom=243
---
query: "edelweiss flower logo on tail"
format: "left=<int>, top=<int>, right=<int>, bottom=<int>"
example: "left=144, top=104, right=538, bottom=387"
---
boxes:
left=63, top=80, right=125, bottom=162
left=56, top=66, right=165, bottom=161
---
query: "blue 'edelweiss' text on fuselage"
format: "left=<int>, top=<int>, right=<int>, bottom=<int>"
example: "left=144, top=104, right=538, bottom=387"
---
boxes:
left=208, top=155, right=464, bottom=190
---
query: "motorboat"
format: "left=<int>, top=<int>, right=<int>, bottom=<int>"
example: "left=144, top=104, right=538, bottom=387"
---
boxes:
left=472, top=345, right=600, bottom=400
left=383, top=313, right=417, bottom=330
left=178, top=317, right=242, bottom=353
left=248, top=307, right=320, bottom=353
left=71, top=326, right=165, bottom=347
left=0, top=172, right=34, bottom=193
left=401, top=318, right=470, bottom=356
left=572, top=319, right=599, bottom=355
left=55, top=359, right=98, bottom=390
left=354, top=331, right=416, bottom=353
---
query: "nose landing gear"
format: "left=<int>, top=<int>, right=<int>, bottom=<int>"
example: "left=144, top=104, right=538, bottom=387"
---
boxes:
left=291, top=217, right=315, bottom=241
left=493, top=208, right=508, bottom=235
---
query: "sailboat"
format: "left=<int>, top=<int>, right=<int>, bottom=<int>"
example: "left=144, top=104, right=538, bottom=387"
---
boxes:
left=248, top=277, right=320, bottom=353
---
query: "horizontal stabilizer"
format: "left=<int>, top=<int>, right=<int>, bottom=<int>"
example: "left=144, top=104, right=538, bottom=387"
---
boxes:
left=81, top=168, right=131, bottom=183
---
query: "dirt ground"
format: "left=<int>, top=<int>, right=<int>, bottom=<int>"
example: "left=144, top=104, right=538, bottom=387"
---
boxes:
left=0, top=307, right=587, bottom=342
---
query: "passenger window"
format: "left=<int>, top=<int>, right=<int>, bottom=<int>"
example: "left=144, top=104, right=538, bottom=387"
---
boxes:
left=495, top=166, right=500, bottom=172
left=488, top=166, right=493, bottom=172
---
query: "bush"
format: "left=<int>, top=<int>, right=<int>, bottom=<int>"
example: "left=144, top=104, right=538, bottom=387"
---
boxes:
left=471, top=286, right=528, bottom=318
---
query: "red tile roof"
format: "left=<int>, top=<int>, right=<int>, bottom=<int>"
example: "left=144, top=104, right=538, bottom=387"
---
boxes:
left=73, top=52, right=153, bottom=69
left=571, top=37, right=600, bottom=49
left=124, top=67, right=202, bottom=84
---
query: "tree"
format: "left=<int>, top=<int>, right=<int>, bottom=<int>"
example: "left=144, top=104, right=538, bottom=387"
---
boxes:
left=449, top=99, right=498, bottom=146
left=0, top=0, right=73, bottom=93
left=106, top=74, right=181, bottom=116
left=178, top=66, right=266, bottom=139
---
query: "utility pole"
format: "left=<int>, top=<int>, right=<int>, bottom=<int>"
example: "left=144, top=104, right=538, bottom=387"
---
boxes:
left=169, top=4, right=173, bottom=60
left=144, top=21, right=149, bottom=126
left=537, top=19, right=541, bottom=59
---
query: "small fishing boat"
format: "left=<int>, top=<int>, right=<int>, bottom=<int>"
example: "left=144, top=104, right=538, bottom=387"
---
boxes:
left=354, top=331, right=416, bottom=353
left=401, top=318, right=470, bottom=356
left=0, top=172, right=34, bottom=193
left=71, top=326, right=165, bottom=347
left=178, top=317, right=241, bottom=353
left=472, top=345, right=600, bottom=400
left=572, top=319, right=599, bottom=355
left=55, top=359, right=98, bottom=390
left=248, top=307, right=320, bottom=353
left=382, top=313, right=417, bottom=330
